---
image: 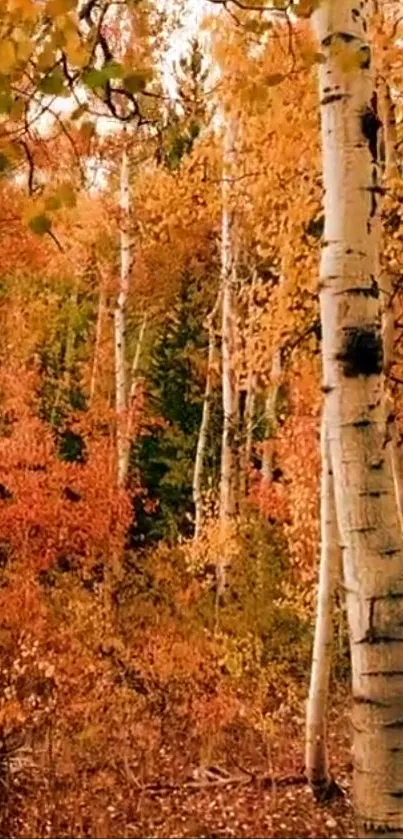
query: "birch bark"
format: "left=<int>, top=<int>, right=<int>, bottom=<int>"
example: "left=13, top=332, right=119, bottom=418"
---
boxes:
left=217, top=120, right=239, bottom=608
left=220, top=121, right=238, bottom=523
left=239, top=270, right=257, bottom=501
left=120, top=312, right=147, bottom=485
left=193, top=296, right=220, bottom=540
left=312, top=1, right=403, bottom=834
left=305, top=415, right=342, bottom=801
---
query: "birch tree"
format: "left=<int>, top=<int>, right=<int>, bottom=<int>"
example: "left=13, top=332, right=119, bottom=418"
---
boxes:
left=312, top=0, right=403, bottom=833
left=220, top=120, right=238, bottom=524
left=305, top=415, right=342, bottom=801
left=216, top=118, right=239, bottom=606
left=114, top=134, right=147, bottom=489
left=193, top=295, right=220, bottom=539
left=239, top=269, right=258, bottom=501
left=120, top=312, right=147, bottom=483
left=115, top=136, right=131, bottom=488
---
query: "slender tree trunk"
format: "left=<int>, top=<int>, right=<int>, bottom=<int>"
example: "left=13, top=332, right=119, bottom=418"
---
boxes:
left=120, top=312, right=147, bottom=485
left=379, top=80, right=403, bottom=532
left=220, top=121, right=238, bottom=524
left=115, top=137, right=130, bottom=488
left=381, top=82, right=399, bottom=182
left=239, top=269, right=257, bottom=501
left=216, top=120, right=238, bottom=613
left=312, top=2, right=403, bottom=834
left=193, top=318, right=216, bottom=540
left=90, top=285, right=106, bottom=405
left=306, top=415, right=342, bottom=801
left=262, top=348, right=282, bottom=482
left=193, top=295, right=220, bottom=540
left=239, top=370, right=257, bottom=499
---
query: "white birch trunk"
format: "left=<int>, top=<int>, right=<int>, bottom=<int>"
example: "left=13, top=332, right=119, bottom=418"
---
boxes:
left=217, top=120, right=238, bottom=606
left=220, top=121, right=238, bottom=523
left=115, top=138, right=130, bottom=488
left=193, top=294, right=221, bottom=539
left=193, top=308, right=217, bottom=540
left=239, top=269, right=257, bottom=501
left=306, top=415, right=342, bottom=800
left=120, top=312, right=147, bottom=485
left=312, top=1, right=403, bottom=834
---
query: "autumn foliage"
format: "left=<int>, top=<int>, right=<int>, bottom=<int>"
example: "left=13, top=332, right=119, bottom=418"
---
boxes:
left=2, top=1, right=401, bottom=836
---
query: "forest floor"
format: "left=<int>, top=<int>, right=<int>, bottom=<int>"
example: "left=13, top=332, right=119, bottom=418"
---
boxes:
left=5, top=700, right=355, bottom=839
left=116, top=703, right=355, bottom=839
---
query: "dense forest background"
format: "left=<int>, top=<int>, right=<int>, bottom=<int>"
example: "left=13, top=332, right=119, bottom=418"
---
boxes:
left=0, top=0, right=402, bottom=836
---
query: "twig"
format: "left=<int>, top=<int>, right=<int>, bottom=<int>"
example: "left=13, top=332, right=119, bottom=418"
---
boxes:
left=128, top=771, right=307, bottom=795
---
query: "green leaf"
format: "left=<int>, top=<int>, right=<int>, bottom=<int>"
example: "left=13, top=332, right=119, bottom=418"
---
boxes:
left=82, top=63, right=123, bottom=90
left=29, top=214, right=52, bottom=235
left=45, top=195, right=62, bottom=211
left=39, top=68, right=66, bottom=96
left=123, top=72, right=147, bottom=93
left=82, top=68, right=106, bottom=89
left=0, top=152, right=11, bottom=174
left=103, top=61, right=124, bottom=79
left=0, top=94, right=13, bottom=114
left=0, top=75, right=10, bottom=93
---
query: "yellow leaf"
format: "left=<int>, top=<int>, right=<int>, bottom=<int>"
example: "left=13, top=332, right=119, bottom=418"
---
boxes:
left=9, top=98, right=24, bottom=121
left=56, top=181, right=77, bottom=208
left=46, top=0, right=75, bottom=17
left=15, top=36, right=33, bottom=64
left=64, top=31, right=89, bottom=68
left=9, top=0, right=37, bottom=19
left=37, top=43, right=55, bottom=72
left=0, top=42, right=16, bottom=74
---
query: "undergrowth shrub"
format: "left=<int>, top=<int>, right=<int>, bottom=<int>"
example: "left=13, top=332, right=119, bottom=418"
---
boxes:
left=0, top=371, right=349, bottom=838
